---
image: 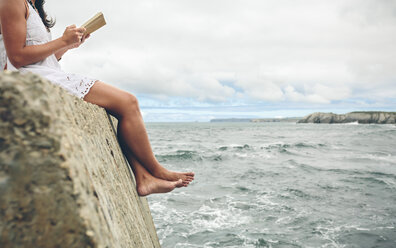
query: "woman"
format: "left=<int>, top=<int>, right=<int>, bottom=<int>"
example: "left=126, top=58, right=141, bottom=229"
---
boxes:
left=0, top=0, right=194, bottom=196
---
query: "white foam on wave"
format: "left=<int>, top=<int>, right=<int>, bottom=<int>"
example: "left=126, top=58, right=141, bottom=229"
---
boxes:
left=190, top=203, right=251, bottom=232
left=314, top=225, right=346, bottom=248
left=377, top=226, right=395, bottom=230
left=174, top=243, right=204, bottom=248
left=359, top=153, right=396, bottom=164
left=275, top=216, right=293, bottom=224
left=149, top=201, right=167, bottom=213
left=234, top=153, right=248, bottom=158
left=379, top=178, right=396, bottom=188
left=255, top=194, right=282, bottom=212
left=344, top=121, right=359, bottom=125
left=260, top=141, right=286, bottom=148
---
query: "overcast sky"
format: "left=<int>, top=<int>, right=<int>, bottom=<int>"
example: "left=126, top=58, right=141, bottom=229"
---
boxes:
left=46, top=0, right=396, bottom=121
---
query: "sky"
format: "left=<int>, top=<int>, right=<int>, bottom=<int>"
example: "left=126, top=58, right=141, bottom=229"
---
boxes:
left=46, top=0, right=396, bottom=122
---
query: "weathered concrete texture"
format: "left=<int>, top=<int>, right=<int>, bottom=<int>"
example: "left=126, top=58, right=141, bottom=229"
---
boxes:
left=298, top=112, right=396, bottom=124
left=0, top=71, right=160, bottom=248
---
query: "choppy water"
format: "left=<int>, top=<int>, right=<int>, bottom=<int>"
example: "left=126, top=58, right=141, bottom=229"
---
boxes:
left=146, top=122, right=396, bottom=248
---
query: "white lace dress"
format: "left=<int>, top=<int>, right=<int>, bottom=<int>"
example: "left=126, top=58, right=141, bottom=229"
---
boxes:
left=0, top=2, right=97, bottom=99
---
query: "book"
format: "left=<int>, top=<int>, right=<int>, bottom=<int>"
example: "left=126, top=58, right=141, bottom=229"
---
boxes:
left=81, top=12, right=106, bottom=35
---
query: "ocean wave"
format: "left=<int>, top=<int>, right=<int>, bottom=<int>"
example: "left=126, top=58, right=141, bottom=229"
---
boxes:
left=205, top=154, right=223, bottom=161
left=261, top=142, right=290, bottom=150
left=190, top=204, right=251, bottom=231
left=343, top=121, right=360, bottom=125
left=240, top=169, right=281, bottom=180
left=358, top=153, right=396, bottom=164
left=368, top=128, right=396, bottom=136
left=285, top=187, right=321, bottom=200
left=157, top=150, right=203, bottom=161
left=217, top=144, right=251, bottom=151
left=352, top=176, right=396, bottom=188
left=148, top=122, right=396, bottom=247
left=288, top=160, right=324, bottom=172
left=310, top=222, right=396, bottom=248
left=325, top=168, right=365, bottom=176
left=365, top=171, right=396, bottom=179
left=218, top=146, right=228, bottom=151
left=261, top=142, right=326, bottom=153
left=255, top=238, right=302, bottom=248
left=317, top=183, right=342, bottom=191
left=215, top=142, right=327, bottom=159
left=333, top=170, right=396, bottom=187
left=255, top=194, right=282, bottom=211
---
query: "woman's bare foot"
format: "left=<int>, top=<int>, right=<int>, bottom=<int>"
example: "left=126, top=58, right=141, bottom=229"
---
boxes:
left=153, top=167, right=195, bottom=185
left=136, top=174, right=184, bottom=197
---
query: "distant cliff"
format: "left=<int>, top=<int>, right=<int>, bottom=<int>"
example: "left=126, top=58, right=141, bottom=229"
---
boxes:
left=298, top=112, right=396, bottom=124
left=0, top=71, right=160, bottom=248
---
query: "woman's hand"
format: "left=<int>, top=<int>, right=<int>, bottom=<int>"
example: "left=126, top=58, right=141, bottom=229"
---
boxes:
left=68, top=33, right=90, bottom=49
left=55, top=26, right=90, bottom=60
left=61, top=25, right=85, bottom=47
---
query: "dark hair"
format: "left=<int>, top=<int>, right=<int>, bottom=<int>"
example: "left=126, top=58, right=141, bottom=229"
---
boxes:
left=32, top=0, right=55, bottom=30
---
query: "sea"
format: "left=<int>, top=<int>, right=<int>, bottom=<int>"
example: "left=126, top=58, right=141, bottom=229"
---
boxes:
left=145, top=122, right=396, bottom=248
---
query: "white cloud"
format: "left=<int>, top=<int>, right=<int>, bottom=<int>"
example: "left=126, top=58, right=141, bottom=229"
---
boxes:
left=45, top=0, right=396, bottom=110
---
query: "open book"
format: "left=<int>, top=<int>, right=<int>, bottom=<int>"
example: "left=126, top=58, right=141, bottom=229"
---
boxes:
left=81, top=12, right=106, bottom=35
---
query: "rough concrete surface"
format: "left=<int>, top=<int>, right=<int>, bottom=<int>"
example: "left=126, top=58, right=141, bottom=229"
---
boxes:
left=0, top=71, right=160, bottom=248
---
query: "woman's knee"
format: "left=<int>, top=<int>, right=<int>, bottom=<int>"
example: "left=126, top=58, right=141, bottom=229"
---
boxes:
left=82, top=81, right=140, bottom=117
left=121, top=93, right=140, bottom=115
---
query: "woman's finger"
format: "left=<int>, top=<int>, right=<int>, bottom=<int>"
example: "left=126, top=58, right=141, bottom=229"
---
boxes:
left=81, top=33, right=90, bottom=43
left=76, top=27, right=86, bottom=34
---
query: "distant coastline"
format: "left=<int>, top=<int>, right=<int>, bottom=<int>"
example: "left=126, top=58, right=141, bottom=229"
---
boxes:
left=298, top=111, right=396, bottom=124
left=210, top=111, right=396, bottom=124
left=210, top=117, right=302, bottom=123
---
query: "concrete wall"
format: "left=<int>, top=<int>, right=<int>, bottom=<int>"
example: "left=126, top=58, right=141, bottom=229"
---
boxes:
left=0, top=71, right=160, bottom=248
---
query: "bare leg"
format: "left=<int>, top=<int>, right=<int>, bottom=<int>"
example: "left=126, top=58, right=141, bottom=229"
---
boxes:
left=83, top=81, right=194, bottom=183
left=117, top=129, right=190, bottom=188
left=133, top=161, right=183, bottom=197
left=118, top=133, right=184, bottom=196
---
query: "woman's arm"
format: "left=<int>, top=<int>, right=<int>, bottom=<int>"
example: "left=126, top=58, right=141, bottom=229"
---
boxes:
left=54, top=47, right=68, bottom=61
left=0, top=0, right=84, bottom=68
